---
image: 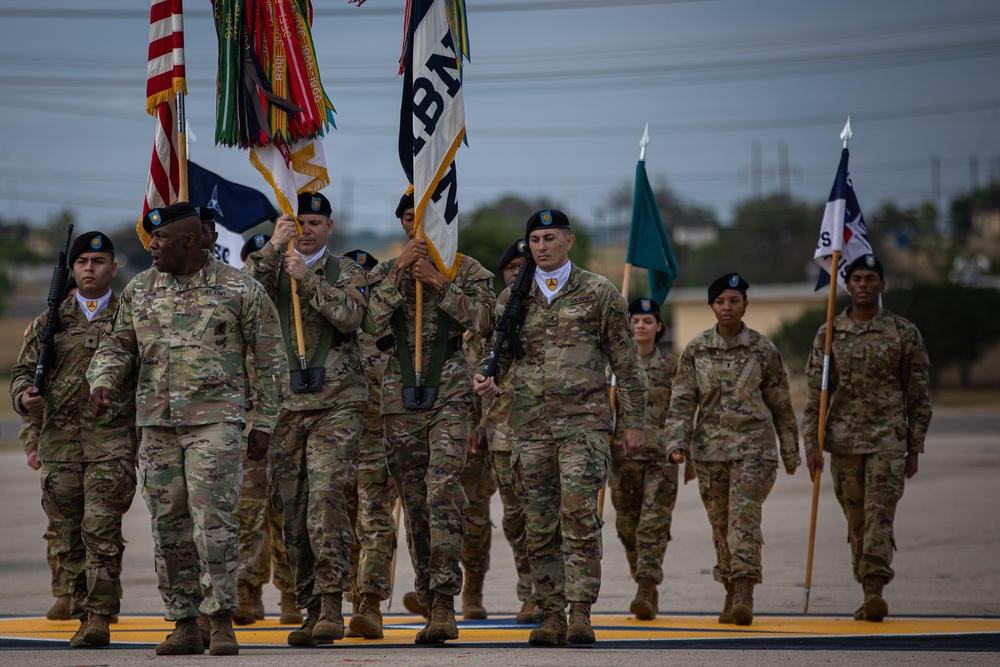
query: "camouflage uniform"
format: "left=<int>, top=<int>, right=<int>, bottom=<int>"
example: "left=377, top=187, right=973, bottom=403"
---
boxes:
left=665, top=325, right=800, bottom=586
left=87, top=256, right=286, bottom=620
left=802, top=307, right=932, bottom=584
left=19, top=417, right=70, bottom=601
left=610, top=347, right=679, bottom=586
left=245, top=244, right=369, bottom=609
left=233, top=450, right=295, bottom=594
left=349, top=331, right=397, bottom=601
left=11, top=295, right=138, bottom=619
left=362, top=255, right=495, bottom=604
left=480, top=264, right=648, bottom=614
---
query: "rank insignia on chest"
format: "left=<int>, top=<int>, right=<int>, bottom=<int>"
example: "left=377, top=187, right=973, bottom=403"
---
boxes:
left=86, top=301, right=98, bottom=312
left=546, top=278, right=558, bottom=291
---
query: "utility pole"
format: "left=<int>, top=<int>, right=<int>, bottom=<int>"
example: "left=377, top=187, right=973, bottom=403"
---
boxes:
left=751, top=142, right=762, bottom=198
left=778, top=141, right=790, bottom=196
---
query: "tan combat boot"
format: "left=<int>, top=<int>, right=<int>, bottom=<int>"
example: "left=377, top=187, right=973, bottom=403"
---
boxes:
left=83, top=612, right=111, bottom=647
left=70, top=618, right=89, bottom=648
left=528, top=610, right=567, bottom=646
left=251, top=583, right=265, bottom=620
left=629, top=578, right=659, bottom=620
left=425, top=593, right=459, bottom=642
left=462, top=571, right=487, bottom=620
left=403, top=591, right=429, bottom=618
left=195, top=614, right=212, bottom=646
left=312, top=592, right=345, bottom=644
left=862, top=576, right=888, bottom=622
left=279, top=590, right=303, bottom=625
left=348, top=592, right=384, bottom=639
left=515, top=599, right=538, bottom=625
left=718, top=581, right=735, bottom=624
left=155, top=618, right=205, bottom=656
left=209, top=612, right=239, bottom=656
left=232, top=582, right=256, bottom=626
left=287, top=604, right=320, bottom=646
left=567, top=601, right=596, bottom=644
left=47, top=594, right=72, bottom=621
left=731, top=578, right=755, bottom=626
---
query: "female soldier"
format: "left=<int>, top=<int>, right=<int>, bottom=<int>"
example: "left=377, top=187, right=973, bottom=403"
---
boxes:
left=610, top=297, right=680, bottom=621
left=665, top=273, right=801, bottom=626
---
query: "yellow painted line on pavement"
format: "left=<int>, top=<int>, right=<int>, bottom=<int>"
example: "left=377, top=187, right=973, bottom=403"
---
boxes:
left=2, top=614, right=998, bottom=646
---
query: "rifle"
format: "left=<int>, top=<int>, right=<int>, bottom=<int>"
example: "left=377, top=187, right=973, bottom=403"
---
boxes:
left=481, top=251, right=536, bottom=380
left=32, top=224, right=74, bottom=394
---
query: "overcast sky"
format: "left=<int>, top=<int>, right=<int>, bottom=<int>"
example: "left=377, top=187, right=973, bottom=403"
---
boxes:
left=1, top=0, right=998, bottom=238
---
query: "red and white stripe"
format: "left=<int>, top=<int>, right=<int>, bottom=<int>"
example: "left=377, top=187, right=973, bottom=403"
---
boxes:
left=141, top=99, right=180, bottom=221
left=146, top=0, right=186, bottom=115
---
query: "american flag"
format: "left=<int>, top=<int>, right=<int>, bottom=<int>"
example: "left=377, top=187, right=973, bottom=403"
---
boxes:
left=139, top=0, right=186, bottom=247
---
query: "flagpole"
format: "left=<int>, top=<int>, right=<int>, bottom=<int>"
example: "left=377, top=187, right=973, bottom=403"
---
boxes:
left=599, top=124, right=648, bottom=521
left=804, top=117, right=852, bottom=614
left=176, top=91, right=188, bottom=201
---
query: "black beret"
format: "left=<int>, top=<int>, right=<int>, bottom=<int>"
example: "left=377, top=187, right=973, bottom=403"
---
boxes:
left=343, top=248, right=379, bottom=271
left=196, top=205, right=216, bottom=228
left=525, top=209, right=570, bottom=238
left=845, top=253, right=884, bottom=279
left=69, top=231, right=115, bottom=265
left=708, top=272, right=750, bottom=304
left=395, top=187, right=415, bottom=219
left=498, top=239, right=528, bottom=272
left=297, top=192, right=332, bottom=217
left=629, top=297, right=662, bottom=318
left=240, top=233, right=271, bottom=262
left=142, top=202, right=199, bottom=235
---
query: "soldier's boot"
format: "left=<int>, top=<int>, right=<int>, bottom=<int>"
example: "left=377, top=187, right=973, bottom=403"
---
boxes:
left=287, top=604, right=320, bottom=647
left=279, top=590, right=303, bottom=625
left=348, top=593, right=384, bottom=639
left=195, top=614, right=212, bottom=647
left=209, top=612, right=239, bottom=656
left=70, top=618, right=90, bottom=648
left=718, top=582, right=735, bottom=624
left=566, top=602, right=597, bottom=645
left=345, top=598, right=360, bottom=638
left=515, top=599, right=539, bottom=625
left=462, top=571, right=488, bottom=620
left=312, top=592, right=345, bottom=644
left=403, top=591, right=429, bottom=618
left=629, top=578, right=659, bottom=621
left=731, top=578, right=755, bottom=626
left=109, top=615, right=118, bottom=624
left=83, top=612, right=111, bottom=647
left=862, top=576, right=888, bottom=622
left=155, top=618, right=205, bottom=656
left=528, top=610, right=568, bottom=646
left=232, top=582, right=256, bottom=626
left=47, top=595, right=72, bottom=621
left=425, top=593, right=459, bottom=642
left=251, top=583, right=265, bottom=620
left=853, top=604, right=866, bottom=621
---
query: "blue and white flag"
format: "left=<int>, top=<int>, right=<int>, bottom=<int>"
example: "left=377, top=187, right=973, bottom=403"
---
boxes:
left=188, top=160, right=280, bottom=267
left=814, top=148, right=873, bottom=291
left=398, top=0, right=466, bottom=280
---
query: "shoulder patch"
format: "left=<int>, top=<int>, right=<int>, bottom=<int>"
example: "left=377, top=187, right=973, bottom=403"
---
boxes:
left=24, top=322, right=32, bottom=337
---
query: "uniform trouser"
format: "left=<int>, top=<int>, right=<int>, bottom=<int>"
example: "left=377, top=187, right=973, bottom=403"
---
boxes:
left=45, top=522, right=69, bottom=597
left=270, top=405, right=361, bottom=610
left=40, top=458, right=135, bottom=617
left=830, top=451, right=906, bottom=584
left=513, top=431, right=609, bottom=614
left=609, top=458, right=679, bottom=585
left=491, top=450, right=533, bottom=602
left=460, top=445, right=497, bottom=577
left=345, top=412, right=398, bottom=602
left=695, top=458, right=777, bottom=585
left=233, top=452, right=295, bottom=593
left=139, top=423, right=243, bottom=620
left=384, top=402, right=469, bottom=603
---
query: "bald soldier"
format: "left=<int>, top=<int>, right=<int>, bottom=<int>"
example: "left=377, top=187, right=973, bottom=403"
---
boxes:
left=803, top=254, right=932, bottom=622
left=87, top=203, right=287, bottom=657
left=244, top=192, right=370, bottom=647
left=11, top=232, right=137, bottom=648
left=475, top=210, right=648, bottom=646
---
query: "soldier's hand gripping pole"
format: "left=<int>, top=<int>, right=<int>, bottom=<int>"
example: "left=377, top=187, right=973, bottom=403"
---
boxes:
left=32, top=223, right=74, bottom=394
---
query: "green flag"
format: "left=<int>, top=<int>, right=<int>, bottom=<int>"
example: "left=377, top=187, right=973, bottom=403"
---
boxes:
left=627, top=159, right=678, bottom=304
